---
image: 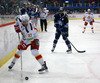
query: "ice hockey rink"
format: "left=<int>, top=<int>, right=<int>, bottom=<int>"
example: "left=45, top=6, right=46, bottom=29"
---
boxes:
left=0, top=20, right=100, bottom=83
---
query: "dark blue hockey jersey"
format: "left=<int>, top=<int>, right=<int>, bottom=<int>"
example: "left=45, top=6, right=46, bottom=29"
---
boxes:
left=54, top=13, right=69, bottom=29
left=21, top=8, right=27, bottom=15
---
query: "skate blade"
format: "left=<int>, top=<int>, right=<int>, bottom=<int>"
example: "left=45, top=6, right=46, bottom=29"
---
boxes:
left=8, top=69, right=14, bottom=71
left=39, top=69, right=48, bottom=74
left=51, top=49, right=54, bottom=52
left=67, top=51, right=72, bottom=54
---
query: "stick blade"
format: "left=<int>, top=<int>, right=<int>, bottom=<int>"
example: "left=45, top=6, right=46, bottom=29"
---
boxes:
left=77, top=50, right=86, bottom=53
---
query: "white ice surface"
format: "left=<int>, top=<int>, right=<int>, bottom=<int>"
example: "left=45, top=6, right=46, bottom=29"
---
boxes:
left=0, top=20, right=100, bottom=83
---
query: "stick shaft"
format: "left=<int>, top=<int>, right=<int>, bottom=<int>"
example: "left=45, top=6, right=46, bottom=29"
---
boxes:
left=67, top=38, right=86, bottom=53
left=18, top=33, right=23, bottom=78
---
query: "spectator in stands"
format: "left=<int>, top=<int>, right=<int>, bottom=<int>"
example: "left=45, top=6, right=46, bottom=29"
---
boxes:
left=14, top=5, right=20, bottom=15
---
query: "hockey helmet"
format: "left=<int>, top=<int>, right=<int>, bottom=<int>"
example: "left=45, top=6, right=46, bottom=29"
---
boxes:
left=88, top=9, right=91, bottom=11
left=21, top=14, right=30, bottom=22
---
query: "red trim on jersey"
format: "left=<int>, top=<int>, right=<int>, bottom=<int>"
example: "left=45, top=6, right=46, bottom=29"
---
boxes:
left=84, top=22, right=88, bottom=26
left=31, top=39, right=39, bottom=50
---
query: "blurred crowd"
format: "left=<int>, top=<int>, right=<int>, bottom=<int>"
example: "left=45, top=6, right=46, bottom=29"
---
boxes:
left=0, top=0, right=40, bottom=15
left=42, top=0, right=62, bottom=7
left=0, top=0, right=20, bottom=15
left=0, top=0, right=100, bottom=15
left=42, top=0, right=100, bottom=7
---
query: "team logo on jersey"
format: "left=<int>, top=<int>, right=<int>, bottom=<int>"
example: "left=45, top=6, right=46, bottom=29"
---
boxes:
left=28, top=33, right=32, bottom=37
left=87, top=16, right=90, bottom=19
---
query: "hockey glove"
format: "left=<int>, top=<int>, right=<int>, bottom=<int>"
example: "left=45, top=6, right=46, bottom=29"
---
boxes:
left=14, top=25, right=21, bottom=33
left=18, top=41, right=27, bottom=50
left=54, top=24, right=60, bottom=28
left=83, top=17, right=85, bottom=21
left=58, top=27, right=64, bottom=31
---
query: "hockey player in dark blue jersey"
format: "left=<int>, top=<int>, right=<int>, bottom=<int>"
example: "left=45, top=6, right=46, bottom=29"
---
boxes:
left=20, top=3, right=27, bottom=15
left=51, top=7, right=72, bottom=53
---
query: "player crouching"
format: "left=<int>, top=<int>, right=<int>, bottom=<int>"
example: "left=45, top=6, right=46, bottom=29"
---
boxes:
left=82, top=9, right=95, bottom=33
left=8, top=14, right=48, bottom=73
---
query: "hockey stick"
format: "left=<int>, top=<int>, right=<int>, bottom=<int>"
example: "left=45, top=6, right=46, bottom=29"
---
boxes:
left=18, top=32, right=23, bottom=79
left=67, top=38, right=86, bottom=53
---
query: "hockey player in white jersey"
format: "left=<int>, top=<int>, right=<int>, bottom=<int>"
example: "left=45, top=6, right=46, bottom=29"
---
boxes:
left=82, top=9, right=94, bottom=33
left=8, top=14, right=48, bottom=73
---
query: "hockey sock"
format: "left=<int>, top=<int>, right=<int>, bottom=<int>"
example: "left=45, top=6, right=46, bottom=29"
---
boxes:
left=65, top=39, right=72, bottom=50
left=35, top=54, right=44, bottom=65
left=91, top=27, right=94, bottom=30
left=11, top=50, right=23, bottom=63
left=91, top=27, right=94, bottom=33
left=31, top=49, right=44, bottom=65
left=11, top=53, right=20, bottom=63
left=53, top=39, right=58, bottom=45
left=83, top=27, right=86, bottom=31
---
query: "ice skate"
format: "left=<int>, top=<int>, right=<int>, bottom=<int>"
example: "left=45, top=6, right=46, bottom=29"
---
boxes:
left=51, top=46, right=56, bottom=52
left=82, top=30, right=85, bottom=33
left=38, top=61, right=48, bottom=73
left=92, top=30, right=94, bottom=33
left=8, top=62, right=15, bottom=69
left=67, top=49, right=72, bottom=54
left=51, top=47, right=55, bottom=52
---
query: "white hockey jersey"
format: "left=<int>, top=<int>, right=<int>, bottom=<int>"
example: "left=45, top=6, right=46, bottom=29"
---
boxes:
left=83, top=12, right=94, bottom=22
left=15, top=17, right=38, bottom=45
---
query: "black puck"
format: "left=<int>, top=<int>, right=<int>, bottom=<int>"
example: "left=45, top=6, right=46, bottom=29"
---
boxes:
left=25, top=77, right=29, bottom=80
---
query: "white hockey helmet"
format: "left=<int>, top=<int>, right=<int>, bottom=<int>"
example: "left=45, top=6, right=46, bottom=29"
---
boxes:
left=44, top=8, right=47, bottom=10
left=21, top=14, right=30, bottom=22
left=88, top=9, right=91, bottom=11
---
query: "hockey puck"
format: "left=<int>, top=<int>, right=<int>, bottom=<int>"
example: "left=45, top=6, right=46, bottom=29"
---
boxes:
left=25, top=77, right=29, bottom=80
